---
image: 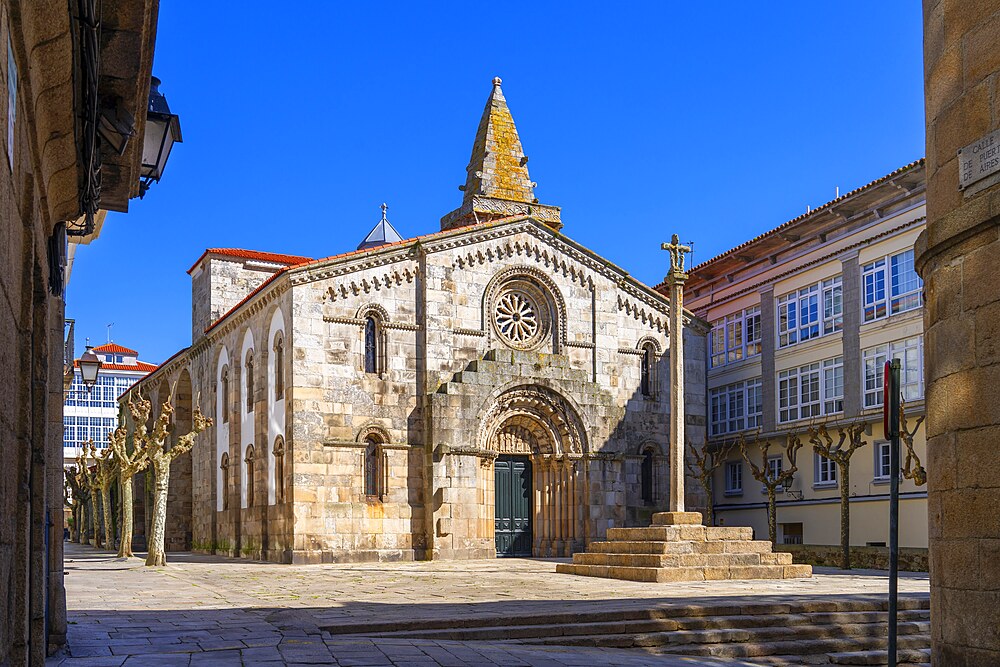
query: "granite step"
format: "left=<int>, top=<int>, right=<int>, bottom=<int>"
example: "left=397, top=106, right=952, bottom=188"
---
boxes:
left=322, top=595, right=930, bottom=636
left=827, top=647, right=932, bottom=665
left=520, top=621, right=928, bottom=649
left=604, top=525, right=754, bottom=542
left=586, top=538, right=779, bottom=555
left=355, top=610, right=929, bottom=643
left=654, top=633, right=931, bottom=659
left=555, top=562, right=811, bottom=582
left=570, top=551, right=793, bottom=568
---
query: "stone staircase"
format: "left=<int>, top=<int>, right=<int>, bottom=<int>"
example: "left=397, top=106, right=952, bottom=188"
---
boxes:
left=320, top=595, right=931, bottom=666
left=556, top=511, right=812, bottom=582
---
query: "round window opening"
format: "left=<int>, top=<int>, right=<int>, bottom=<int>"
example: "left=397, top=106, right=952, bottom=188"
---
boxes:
left=492, top=279, right=551, bottom=350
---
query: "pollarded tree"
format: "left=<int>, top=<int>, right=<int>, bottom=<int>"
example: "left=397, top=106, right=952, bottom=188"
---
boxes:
left=89, top=442, right=118, bottom=550
left=686, top=438, right=735, bottom=526
left=137, top=396, right=211, bottom=567
left=900, top=401, right=927, bottom=486
left=807, top=423, right=867, bottom=570
left=108, top=395, right=160, bottom=558
left=64, top=466, right=83, bottom=542
left=739, top=432, right=803, bottom=544
left=75, top=449, right=97, bottom=546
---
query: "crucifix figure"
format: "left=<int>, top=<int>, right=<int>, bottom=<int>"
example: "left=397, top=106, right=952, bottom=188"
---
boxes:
left=661, top=234, right=692, bottom=277
left=661, top=234, right=692, bottom=513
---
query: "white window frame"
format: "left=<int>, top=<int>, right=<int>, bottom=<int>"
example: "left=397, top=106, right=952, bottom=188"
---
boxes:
left=710, top=306, right=762, bottom=368
left=822, top=356, right=844, bottom=414
left=725, top=461, right=743, bottom=495
left=777, top=276, right=843, bottom=349
left=763, top=455, right=784, bottom=493
left=778, top=356, right=843, bottom=424
left=709, top=378, right=763, bottom=436
left=863, top=336, right=925, bottom=408
left=874, top=441, right=892, bottom=481
left=814, top=452, right=837, bottom=486
left=863, top=249, right=922, bottom=323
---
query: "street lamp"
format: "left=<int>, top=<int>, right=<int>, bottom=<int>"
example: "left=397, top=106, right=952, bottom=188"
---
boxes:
left=139, top=76, right=183, bottom=197
left=78, top=345, right=103, bottom=391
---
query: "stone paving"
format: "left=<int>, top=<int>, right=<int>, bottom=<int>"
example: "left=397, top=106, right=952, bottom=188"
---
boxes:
left=49, top=542, right=930, bottom=666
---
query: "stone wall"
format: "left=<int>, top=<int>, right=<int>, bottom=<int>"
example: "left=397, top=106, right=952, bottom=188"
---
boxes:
left=775, top=544, right=929, bottom=572
left=920, top=1, right=1000, bottom=663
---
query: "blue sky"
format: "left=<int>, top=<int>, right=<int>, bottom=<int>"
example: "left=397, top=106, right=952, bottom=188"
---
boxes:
left=67, top=2, right=925, bottom=363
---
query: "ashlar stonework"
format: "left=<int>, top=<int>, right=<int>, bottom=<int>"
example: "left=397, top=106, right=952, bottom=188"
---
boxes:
left=127, top=80, right=709, bottom=564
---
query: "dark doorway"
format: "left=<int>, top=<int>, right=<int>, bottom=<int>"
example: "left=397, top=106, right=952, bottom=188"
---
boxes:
left=494, top=455, right=532, bottom=557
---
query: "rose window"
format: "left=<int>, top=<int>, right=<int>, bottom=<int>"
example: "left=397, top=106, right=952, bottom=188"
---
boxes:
left=495, top=292, right=539, bottom=343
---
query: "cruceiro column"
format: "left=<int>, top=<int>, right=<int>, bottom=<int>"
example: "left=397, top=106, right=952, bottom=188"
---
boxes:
left=661, top=234, right=691, bottom=513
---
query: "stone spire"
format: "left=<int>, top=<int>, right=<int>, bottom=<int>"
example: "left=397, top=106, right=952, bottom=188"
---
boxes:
left=441, top=77, right=561, bottom=232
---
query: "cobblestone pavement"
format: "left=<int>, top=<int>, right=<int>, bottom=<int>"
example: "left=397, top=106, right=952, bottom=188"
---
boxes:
left=50, top=542, right=929, bottom=666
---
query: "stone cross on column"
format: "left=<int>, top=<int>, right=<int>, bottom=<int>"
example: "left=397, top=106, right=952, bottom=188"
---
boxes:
left=661, top=234, right=692, bottom=513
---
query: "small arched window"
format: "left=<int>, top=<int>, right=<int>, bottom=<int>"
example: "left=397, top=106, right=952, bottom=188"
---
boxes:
left=221, top=367, right=230, bottom=424
left=245, top=445, right=256, bottom=508
left=245, top=351, right=255, bottom=413
left=220, top=453, right=230, bottom=510
left=364, top=317, right=378, bottom=374
left=640, top=344, right=654, bottom=397
left=364, top=436, right=382, bottom=498
left=641, top=447, right=655, bottom=504
left=273, top=436, right=285, bottom=504
left=273, top=334, right=284, bottom=400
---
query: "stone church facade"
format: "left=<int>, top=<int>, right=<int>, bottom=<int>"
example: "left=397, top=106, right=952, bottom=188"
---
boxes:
left=128, top=79, right=708, bottom=563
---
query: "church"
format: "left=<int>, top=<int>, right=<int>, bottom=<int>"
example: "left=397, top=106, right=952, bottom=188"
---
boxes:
left=128, top=78, right=709, bottom=563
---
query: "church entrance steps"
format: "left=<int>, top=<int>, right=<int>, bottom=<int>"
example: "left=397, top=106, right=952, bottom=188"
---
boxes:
left=825, top=648, right=931, bottom=665
left=557, top=511, right=812, bottom=582
left=320, top=597, right=930, bottom=665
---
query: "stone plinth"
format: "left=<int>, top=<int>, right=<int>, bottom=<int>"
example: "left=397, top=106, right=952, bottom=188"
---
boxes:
left=557, top=512, right=812, bottom=582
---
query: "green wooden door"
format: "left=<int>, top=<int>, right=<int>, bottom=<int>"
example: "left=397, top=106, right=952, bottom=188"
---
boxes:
left=495, top=455, right=532, bottom=557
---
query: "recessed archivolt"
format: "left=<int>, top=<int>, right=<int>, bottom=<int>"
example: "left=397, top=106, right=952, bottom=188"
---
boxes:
left=356, top=422, right=391, bottom=444
left=636, top=335, right=663, bottom=355
left=477, top=384, right=588, bottom=456
left=356, top=303, right=389, bottom=323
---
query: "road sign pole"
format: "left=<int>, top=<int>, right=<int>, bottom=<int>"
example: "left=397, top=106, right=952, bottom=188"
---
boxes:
left=885, top=359, right=901, bottom=667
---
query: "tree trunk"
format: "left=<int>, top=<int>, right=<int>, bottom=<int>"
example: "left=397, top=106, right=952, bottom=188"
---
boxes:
left=146, top=461, right=170, bottom=567
left=840, top=463, right=851, bottom=570
left=704, top=479, right=715, bottom=526
left=78, top=502, right=87, bottom=544
left=766, top=486, right=777, bottom=544
left=90, top=497, right=101, bottom=547
left=101, top=484, right=114, bottom=550
left=118, top=476, right=134, bottom=558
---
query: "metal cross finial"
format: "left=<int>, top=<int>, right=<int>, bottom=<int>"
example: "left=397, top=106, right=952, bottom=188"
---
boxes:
left=661, top=234, right=693, bottom=275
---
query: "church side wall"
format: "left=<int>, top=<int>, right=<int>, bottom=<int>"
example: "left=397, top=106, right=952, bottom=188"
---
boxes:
left=287, top=265, right=425, bottom=564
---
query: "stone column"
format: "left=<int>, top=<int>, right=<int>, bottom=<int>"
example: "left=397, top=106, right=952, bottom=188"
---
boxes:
left=667, top=272, right=688, bottom=513
left=840, top=252, right=862, bottom=416
left=552, top=458, right=563, bottom=555
left=921, top=2, right=1000, bottom=662
left=533, top=457, right=543, bottom=556
left=568, top=459, right=578, bottom=550
left=539, top=458, right=551, bottom=555
left=758, top=287, right=777, bottom=433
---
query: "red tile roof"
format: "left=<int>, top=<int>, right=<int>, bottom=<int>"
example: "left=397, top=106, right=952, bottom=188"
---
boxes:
left=186, top=248, right=314, bottom=275
left=202, top=219, right=517, bottom=334
left=91, top=342, right=138, bottom=356
left=73, top=360, right=157, bottom=373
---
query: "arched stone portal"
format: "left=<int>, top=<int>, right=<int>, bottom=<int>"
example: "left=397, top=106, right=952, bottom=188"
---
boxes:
left=481, top=385, right=589, bottom=557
